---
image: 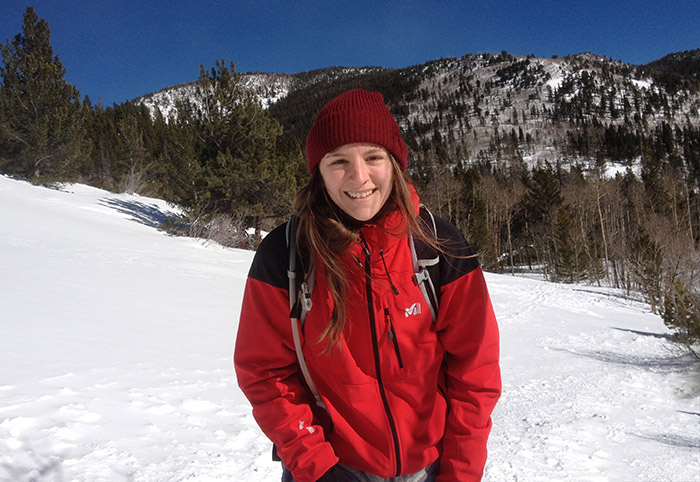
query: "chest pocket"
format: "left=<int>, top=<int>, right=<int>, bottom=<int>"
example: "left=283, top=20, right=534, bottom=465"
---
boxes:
left=375, top=277, right=439, bottom=379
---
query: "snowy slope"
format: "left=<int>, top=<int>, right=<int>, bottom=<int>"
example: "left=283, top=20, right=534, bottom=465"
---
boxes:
left=0, top=175, right=698, bottom=481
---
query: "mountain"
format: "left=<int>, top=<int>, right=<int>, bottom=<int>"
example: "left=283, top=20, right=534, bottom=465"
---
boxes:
left=640, top=49, right=700, bottom=93
left=137, top=50, right=700, bottom=171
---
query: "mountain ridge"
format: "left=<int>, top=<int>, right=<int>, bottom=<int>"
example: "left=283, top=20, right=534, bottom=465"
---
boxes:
left=135, top=48, right=700, bottom=183
left=137, top=49, right=700, bottom=105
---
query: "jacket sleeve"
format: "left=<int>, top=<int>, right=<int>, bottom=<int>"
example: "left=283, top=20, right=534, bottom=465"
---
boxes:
left=233, top=224, right=338, bottom=482
left=432, top=217, right=501, bottom=482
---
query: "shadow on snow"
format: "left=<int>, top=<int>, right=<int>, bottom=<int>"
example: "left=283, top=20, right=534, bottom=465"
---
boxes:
left=99, top=197, right=177, bottom=232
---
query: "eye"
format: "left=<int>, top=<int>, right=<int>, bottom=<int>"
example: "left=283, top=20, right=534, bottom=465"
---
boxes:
left=331, top=158, right=347, bottom=165
left=366, top=154, right=386, bottom=162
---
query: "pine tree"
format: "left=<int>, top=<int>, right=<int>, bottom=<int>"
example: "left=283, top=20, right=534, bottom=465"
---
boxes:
left=148, top=105, right=202, bottom=204
left=553, top=205, right=586, bottom=282
left=518, top=163, right=564, bottom=277
left=631, top=230, right=664, bottom=312
left=522, top=162, right=563, bottom=225
left=0, top=7, right=87, bottom=180
left=662, top=278, right=700, bottom=359
left=178, top=60, right=301, bottom=234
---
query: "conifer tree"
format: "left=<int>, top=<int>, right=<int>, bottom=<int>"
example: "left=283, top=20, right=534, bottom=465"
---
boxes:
left=631, top=230, right=664, bottom=313
left=178, top=60, right=301, bottom=234
left=552, top=205, right=586, bottom=282
left=518, top=163, right=563, bottom=277
left=0, top=7, right=87, bottom=180
left=522, top=162, right=563, bottom=225
left=662, top=278, right=700, bottom=359
left=148, top=104, right=202, bottom=204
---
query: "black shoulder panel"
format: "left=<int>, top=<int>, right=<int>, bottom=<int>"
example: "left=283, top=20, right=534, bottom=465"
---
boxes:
left=247, top=222, right=290, bottom=290
left=430, top=213, right=480, bottom=286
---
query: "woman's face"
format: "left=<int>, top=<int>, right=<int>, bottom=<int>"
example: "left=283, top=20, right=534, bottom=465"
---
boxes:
left=318, top=143, right=394, bottom=222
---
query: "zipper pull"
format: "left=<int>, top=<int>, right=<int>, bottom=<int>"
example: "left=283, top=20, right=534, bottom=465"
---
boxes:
left=353, top=255, right=363, bottom=269
left=385, top=308, right=404, bottom=368
left=385, top=309, right=392, bottom=339
left=359, top=232, right=371, bottom=257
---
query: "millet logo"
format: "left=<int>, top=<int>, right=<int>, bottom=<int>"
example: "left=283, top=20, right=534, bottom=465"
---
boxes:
left=405, top=302, right=422, bottom=317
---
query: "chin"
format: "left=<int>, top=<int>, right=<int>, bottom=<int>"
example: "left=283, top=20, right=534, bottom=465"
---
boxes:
left=349, top=209, right=380, bottom=222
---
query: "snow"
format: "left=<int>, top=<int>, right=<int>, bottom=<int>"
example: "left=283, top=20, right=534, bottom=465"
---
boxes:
left=603, top=160, right=642, bottom=179
left=631, top=79, right=652, bottom=91
left=546, top=74, right=564, bottom=91
left=1, top=174, right=698, bottom=481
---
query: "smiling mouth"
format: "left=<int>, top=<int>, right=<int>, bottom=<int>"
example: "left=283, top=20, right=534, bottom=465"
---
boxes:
left=346, top=189, right=375, bottom=199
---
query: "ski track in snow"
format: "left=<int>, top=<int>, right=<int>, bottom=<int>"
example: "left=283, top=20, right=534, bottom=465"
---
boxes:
left=0, top=175, right=698, bottom=482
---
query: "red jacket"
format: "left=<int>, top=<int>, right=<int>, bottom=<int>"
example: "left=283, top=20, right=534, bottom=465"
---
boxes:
left=234, top=200, right=501, bottom=482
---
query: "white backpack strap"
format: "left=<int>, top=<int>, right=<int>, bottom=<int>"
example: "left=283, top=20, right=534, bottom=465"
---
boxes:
left=287, top=216, right=325, bottom=410
left=422, top=204, right=438, bottom=239
left=410, top=235, right=438, bottom=322
left=290, top=309, right=325, bottom=409
left=411, top=205, right=441, bottom=322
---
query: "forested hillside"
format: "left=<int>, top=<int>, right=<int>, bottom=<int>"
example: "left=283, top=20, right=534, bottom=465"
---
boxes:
left=1, top=7, right=698, bottom=355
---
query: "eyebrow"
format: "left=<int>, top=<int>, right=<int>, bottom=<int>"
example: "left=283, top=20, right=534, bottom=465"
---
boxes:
left=326, top=147, right=386, bottom=158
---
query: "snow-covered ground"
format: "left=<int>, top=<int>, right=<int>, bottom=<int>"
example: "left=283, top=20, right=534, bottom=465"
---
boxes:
left=1, top=175, right=698, bottom=481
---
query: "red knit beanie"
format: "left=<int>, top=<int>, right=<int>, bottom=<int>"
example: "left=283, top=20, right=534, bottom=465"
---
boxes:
left=305, top=89, right=408, bottom=174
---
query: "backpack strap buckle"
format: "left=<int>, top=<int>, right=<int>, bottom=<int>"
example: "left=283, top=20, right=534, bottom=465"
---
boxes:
left=414, top=267, right=430, bottom=284
left=300, top=281, right=313, bottom=312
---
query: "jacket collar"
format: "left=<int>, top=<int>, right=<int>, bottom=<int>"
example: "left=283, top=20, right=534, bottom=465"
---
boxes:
left=352, top=186, right=420, bottom=254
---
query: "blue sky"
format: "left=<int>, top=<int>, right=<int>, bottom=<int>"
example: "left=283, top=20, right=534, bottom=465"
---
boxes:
left=1, top=0, right=698, bottom=106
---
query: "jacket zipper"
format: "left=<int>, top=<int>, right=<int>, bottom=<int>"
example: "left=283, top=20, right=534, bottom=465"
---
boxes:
left=385, top=308, right=404, bottom=369
left=360, top=234, right=402, bottom=476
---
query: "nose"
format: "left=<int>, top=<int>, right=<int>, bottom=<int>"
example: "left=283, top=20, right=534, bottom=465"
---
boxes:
left=349, top=157, right=369, bottom=183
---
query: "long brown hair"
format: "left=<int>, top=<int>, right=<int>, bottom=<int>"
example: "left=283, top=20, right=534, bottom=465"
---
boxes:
left=292, top=155, right=439, bottom=350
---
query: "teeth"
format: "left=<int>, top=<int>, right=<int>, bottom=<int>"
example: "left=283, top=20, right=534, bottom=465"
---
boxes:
left=347, top=190, right=373, bottom=199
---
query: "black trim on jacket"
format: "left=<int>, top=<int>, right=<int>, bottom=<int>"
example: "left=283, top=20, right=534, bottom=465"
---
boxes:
left=247, top=212, right=480, bottom=291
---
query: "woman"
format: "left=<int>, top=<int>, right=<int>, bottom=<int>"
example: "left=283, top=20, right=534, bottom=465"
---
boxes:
left=234, top=89, right=501, bottom=482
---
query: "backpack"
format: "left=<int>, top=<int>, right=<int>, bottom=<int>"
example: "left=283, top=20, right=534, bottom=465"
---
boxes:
left=286, top=206, right=441, bottom=410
